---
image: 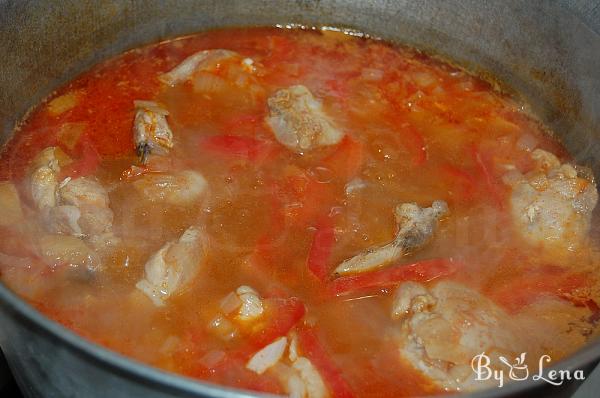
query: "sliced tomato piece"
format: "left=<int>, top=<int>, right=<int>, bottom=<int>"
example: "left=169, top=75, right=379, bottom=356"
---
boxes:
left=307, top=216, right=336, bottom=282
left=297, top=327, right=355, bottom=398
left=328, top=258, right=460, bottom=296
left=487, top=265, right=588, bottom=312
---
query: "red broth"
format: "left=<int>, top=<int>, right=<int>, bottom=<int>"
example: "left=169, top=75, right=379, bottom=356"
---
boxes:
left=0, top=27, right=599, bottom=396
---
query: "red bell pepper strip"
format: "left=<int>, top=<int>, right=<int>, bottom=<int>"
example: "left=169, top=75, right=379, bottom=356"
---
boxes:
left=248, top=297, right=306, bottom=348
left=307, top=216, right=336, bottom=282
left=328, top=258, right=460, bottom=296
left=440, top=163, right=477, bottom=204
left=297, top=327, right=355, bottom=398
left=200, top=135, right=277, bottom=161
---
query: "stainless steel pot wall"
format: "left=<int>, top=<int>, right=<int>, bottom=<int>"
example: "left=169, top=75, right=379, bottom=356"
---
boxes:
left=0, top=1, right=599, bottom=397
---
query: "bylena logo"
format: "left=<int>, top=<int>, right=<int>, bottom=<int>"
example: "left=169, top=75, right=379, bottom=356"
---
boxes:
left=471, top=352, right=585, bottom=388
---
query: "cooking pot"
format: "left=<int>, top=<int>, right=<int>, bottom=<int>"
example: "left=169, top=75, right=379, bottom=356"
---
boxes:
left=1, top=1, right=599, bottom=397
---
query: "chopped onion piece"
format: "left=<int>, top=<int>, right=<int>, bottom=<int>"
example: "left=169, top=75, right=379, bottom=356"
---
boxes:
left=412, top=71, right=437, bottom=87
left=288, top=333, right=299, bottom=362
left=246, top=336, right=288, bottom=374
left=199, top=350, right=226, bottom=369
left=159, top=335, right=181, bottom=354
left=208, top=315, right=237, bottom=341
left=516, top=133, right=539, bottom=152
left=344, top=178, right=367, bottom=195
left=220, top=291, right=242, bottom=314
left=292, top=357, right=329, bottom=398
left=236, top=285, right=264, bottom=321
left=287, top=374, right=307, bottom=398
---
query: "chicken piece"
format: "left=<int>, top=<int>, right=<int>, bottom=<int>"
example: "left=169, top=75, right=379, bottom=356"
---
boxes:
left=392, top=281, right=537, bottom=391
left=159, top=49, right=238, bottom=86
left=334, top=200, right=448, bottom=275
left=38, top=234, right=99, bottom=271
left=266, top=85, right=344, bottom=153
left=515, top=296, right=591, bottom=359
left=133, top=101, right=174, bottom=164
left=504, top=148, right=598, bottom=249
left=59, top=176, right=110, bottom=208
left=131, top=170, right=208, bottom=206
left=45, top=177, right=115, bottom=239
left=29, top=147, right=116, bottom=241
left=44, top=205, right=83, bottom=236
left=136, top=226, right=207, bottom=306
left=29, top=147, right=61, bottom=209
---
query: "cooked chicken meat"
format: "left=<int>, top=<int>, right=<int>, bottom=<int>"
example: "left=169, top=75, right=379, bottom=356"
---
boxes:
left=136, top=226, right=207, bottom=306
left=29, top=147, right=61, bottom=210
left=334, top=201, right=448, bottom=275
left=504, top=148, right=598, bottom=249
left=57, top=177, right=114, bottom=236
left=266, top=85, right=344, bottom=153
left=159, top=49, right=239, bottom=86
left=132, top=170, right=208, bottom=206
left=38, top=234, right=99, bottom=271
left=391, top=281, right=537, bottom=391
left=29, top=147, right=117, bottom=250
left=133, top=101, right=174, bottom=164
left=43, top=176, right=115, bottom=241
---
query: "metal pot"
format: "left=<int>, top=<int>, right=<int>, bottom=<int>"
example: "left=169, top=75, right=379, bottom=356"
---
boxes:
left=0, top=1, right=599, bottom=397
